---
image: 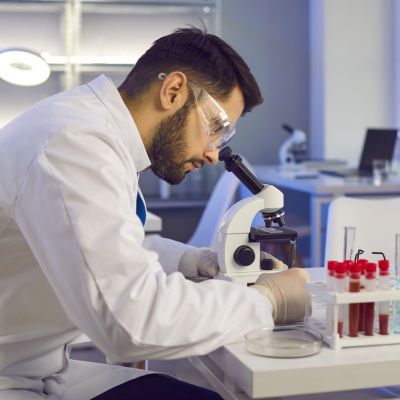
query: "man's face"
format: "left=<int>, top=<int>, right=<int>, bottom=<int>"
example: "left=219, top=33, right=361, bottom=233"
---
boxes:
left=149, top=85, right=244, bottom=184
left=148, top=97, right=194, bottom=184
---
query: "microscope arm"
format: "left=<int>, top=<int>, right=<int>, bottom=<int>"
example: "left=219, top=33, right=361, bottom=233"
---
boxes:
left=219, top=146, right=284, bottom=223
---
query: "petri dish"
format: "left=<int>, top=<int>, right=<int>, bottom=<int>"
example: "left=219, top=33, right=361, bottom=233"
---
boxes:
left=245, top=325, right=323, bottom=358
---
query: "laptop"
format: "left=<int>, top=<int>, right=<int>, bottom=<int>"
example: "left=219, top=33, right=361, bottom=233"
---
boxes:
left=319, top=128, right=398, bottom=177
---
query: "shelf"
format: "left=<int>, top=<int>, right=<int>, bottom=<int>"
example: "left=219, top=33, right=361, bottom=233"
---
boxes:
left=0, top=0, right=220, bottom=92
left=0, top=0, right=217, bottom=11
left=0, top=0, right=216, bottom=4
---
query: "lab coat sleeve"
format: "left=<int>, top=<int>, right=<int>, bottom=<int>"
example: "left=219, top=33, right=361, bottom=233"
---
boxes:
left=14, top=130, right=273, bottom=363
left=142, top=234, right=194, bottom=275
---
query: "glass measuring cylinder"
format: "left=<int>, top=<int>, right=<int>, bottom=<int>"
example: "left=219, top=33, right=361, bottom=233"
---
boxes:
left=335, top=263, right=347, bottom=337
left=343, top=226, right=356, bottom=261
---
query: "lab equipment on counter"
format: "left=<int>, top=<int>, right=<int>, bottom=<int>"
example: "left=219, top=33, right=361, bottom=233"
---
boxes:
left=278, top=124, right=307, bottom=166
left=343, top=225, right=356, bottom=261
left=305, top=256, right=400, bottom=349
left=348, top=262, right=361, bottom=337
left=245, top=325, right=323, bottom=358
left=216, top=147, right=297, bottom=285
left=364, top=262, right=376, bottom=336
left=378, top=260, right=390, bottom=335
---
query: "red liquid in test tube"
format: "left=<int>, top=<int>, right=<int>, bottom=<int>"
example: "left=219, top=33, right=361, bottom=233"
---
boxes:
left=348, top=262, right=361, bottom=337
left=378, top=259, right=391, bottom=335
left=335, top=263, right=347, bottom=337
left=357, top=259, right=369, bottom=332
left=364, top=263, right=377, bottom=336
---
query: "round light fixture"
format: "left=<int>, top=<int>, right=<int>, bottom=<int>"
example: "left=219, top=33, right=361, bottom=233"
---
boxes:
left=0, top=48, right=51, bottom=86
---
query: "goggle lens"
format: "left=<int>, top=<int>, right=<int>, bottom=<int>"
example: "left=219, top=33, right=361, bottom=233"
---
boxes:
left=189, top=81, right=235, bottom=149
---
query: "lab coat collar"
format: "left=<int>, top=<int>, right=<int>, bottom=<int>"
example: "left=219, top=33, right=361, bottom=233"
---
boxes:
left=87, top=75, right=151, bottom=173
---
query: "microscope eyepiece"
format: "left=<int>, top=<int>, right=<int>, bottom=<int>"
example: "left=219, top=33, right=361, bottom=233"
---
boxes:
left=219, top=146, right=264, bottom=195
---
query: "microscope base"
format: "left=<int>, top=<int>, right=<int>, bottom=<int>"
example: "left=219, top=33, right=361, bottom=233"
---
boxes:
left=218, top=271, right=262, bottom=286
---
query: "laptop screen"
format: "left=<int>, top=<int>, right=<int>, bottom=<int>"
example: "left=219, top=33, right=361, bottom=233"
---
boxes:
left=359, top=128, right=398, bottom=172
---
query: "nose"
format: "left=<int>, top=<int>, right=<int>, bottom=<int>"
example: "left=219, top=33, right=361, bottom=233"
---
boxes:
left=204, top=147, right=219, bottom=165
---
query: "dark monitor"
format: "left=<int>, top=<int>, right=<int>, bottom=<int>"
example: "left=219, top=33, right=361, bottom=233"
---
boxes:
left=359, top=128, right=398, bottom=173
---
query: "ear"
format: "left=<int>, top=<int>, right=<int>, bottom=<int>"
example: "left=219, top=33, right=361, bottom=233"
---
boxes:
left=159, top=71, right=189, bottom=111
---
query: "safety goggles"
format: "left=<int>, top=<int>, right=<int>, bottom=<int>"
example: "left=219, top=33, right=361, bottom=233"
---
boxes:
left=188, top=81, right=236, bottom=150
left=158, top=73, right=235, bottom=150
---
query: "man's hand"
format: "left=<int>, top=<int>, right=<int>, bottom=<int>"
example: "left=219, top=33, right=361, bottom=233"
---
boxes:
left=178, top=247, right=219, bottom=278
left=251, top=268, right=310, bottom=324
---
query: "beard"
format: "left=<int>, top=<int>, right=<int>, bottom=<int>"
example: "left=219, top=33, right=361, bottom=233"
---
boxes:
left=149, top=99, right=194, bottom=184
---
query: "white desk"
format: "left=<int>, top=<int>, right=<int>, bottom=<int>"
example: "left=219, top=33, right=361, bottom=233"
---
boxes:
left=253, top=166, right=400, bottom=267
left=189, top=268, right=400, bottom=399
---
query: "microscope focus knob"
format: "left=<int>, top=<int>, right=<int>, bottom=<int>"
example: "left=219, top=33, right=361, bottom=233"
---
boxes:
left=234, top=245, right=255, bottom=266
left=260, top=258, right=274, bottom=270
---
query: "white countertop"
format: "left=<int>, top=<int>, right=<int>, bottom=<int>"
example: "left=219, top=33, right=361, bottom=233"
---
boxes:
left=199, top=268, right=400, bottom=399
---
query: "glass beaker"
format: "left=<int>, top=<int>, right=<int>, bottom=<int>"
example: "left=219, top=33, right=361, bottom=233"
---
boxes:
left=372, top=159, right=390, bottom=186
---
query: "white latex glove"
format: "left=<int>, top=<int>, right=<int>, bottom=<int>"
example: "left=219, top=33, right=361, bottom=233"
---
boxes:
left=178, top=247, right=219, bottom=278
left=251, top=268, right=310, bottom=324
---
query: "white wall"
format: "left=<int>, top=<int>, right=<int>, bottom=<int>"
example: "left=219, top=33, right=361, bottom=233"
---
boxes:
left=220, top=0, right=310, bottom=165
left=310, top=0, right=397, bottom=163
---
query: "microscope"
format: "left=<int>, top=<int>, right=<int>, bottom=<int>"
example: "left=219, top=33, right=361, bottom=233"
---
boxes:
left=278, top=124, right=307, bottom=166
left=216, top=147, right=297, bottom=285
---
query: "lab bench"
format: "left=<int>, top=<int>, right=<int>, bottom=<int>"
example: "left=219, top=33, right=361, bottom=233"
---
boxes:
left=187, top=268, right=400, bottom=399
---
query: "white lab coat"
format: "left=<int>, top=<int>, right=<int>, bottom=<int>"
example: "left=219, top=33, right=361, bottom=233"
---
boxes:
left=0, top=75, right=273, bottom=399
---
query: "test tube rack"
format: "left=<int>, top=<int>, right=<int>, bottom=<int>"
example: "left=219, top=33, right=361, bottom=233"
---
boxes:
left=304, top=281, right=400, bottom=349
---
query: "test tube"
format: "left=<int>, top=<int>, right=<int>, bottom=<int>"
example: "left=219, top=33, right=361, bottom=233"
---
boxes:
left=378, top=259, right=390, bottom=335
left=343, top=226, right=356, bottom=261
left=357, top=259, right=369, bottom=332
left=327, top=260, right=338, bottom=290
left=393, top=234, right=400, bottom=334
left=335, top=263, right=347, bottom=337
left=343, top=259, right=353, bottom=291
left=364, top=263, right=377, bottom=336
left=348, top=262, right=361, bottom=337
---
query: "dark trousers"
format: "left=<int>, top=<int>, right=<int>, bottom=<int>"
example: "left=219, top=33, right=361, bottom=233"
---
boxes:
left=91, top=373, right=223, bottom=400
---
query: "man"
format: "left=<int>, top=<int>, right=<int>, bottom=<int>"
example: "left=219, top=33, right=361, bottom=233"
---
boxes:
left=0, top=27, right=309, bottom=399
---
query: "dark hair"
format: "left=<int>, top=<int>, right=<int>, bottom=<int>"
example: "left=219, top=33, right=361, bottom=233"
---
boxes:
left=118, top=26, right=263, bottom=115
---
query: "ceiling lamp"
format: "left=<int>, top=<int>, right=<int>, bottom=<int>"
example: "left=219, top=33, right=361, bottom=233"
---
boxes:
left=0, top=48, right=51, bottom=86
